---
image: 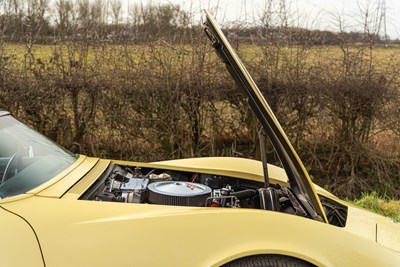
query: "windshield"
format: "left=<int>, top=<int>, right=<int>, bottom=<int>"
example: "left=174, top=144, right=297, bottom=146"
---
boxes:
left=0, top=114, right=77, bottom=199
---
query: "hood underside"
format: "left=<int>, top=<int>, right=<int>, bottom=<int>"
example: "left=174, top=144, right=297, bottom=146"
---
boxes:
left=203, top=11, right=327, bottom=222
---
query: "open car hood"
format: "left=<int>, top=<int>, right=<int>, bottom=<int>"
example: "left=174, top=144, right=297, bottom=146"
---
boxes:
left=203, top=11, right=327, bottom=223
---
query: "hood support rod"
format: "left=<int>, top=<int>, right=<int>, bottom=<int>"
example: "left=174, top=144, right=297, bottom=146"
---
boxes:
left=258, top=128, right=269, bottom=188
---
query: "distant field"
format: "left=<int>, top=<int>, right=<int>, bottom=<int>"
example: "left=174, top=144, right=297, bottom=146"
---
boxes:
left=3, top=43, right=400, bottom=64
left=3, top=44, right=53, bottom=59
left=242, top=44, right=400, bottom=67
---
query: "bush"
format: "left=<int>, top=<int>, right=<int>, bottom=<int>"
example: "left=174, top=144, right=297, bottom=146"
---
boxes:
left=353, top=192, right=400, bottom=221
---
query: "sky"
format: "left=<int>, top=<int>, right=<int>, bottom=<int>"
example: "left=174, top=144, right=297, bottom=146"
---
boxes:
left=128, top=0, right=400, bottom=39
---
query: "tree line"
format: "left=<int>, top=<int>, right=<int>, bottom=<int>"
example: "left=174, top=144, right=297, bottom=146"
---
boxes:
left=0, top=0, right=398, bottom=45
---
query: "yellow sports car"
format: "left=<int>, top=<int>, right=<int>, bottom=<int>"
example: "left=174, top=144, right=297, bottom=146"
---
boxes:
left=0, top=11, right=399, bottom=267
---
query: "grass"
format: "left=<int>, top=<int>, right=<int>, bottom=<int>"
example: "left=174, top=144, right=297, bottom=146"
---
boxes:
left=353, top=192, right=400, bottom=221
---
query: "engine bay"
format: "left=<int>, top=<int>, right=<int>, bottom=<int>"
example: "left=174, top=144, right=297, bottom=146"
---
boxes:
left=80, top=163, right=347, bottom=227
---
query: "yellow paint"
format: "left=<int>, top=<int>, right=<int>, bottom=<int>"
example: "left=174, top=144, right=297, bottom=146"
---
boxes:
left=2, top=196, right=399, bottom=267
left=0, top=155, right=399, bottom=266
left=0, top=206, right=44, bottom=266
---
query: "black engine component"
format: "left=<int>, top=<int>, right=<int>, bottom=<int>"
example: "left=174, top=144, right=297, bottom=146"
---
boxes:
left=258, top=187, right=280, bottom=211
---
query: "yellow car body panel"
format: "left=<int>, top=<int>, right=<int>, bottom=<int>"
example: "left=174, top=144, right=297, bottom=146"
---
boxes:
left=377, top=222, right=400, bottom=253
left=62, top=158, right=111, bottom=199
left=2, top=194, right=399, bottom=267
left=1, top=156, right=399, bottom=266
left=0, top=206, right=44, bottom=266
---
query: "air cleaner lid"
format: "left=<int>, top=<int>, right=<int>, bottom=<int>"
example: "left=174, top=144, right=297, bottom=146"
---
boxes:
left=148, top=181, right=211, bottom=197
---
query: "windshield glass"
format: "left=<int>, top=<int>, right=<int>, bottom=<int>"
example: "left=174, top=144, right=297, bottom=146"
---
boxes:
left=0, top=114, right=77, bottom=199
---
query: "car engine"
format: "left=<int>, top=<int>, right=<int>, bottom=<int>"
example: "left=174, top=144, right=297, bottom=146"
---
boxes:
left=83, top=164, right=250, bottom=208
left=81, top=163, right=347, bottom=227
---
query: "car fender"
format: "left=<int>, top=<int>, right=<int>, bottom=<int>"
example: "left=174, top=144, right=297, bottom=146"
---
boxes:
left=4, top=197, right=400, bottom=267
left=0, top=206, right=45, bottom=266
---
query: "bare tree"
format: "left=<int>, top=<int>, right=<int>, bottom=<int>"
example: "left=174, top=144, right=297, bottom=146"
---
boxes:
left=110, top=0, right=122, bottom=25
left=53, top=0, right=77, bottom=40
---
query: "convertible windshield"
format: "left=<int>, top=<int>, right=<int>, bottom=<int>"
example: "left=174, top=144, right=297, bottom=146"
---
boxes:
left=0, top=113, right=77, bottom=199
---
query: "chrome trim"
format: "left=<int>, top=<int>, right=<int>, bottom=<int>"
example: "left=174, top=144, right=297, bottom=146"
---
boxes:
left=0, top=111, right=10, bottom=117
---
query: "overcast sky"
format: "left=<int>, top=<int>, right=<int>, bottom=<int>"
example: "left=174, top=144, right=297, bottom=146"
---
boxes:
left=131, top=0, right=400, bottom=39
